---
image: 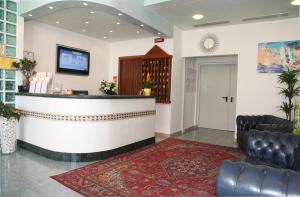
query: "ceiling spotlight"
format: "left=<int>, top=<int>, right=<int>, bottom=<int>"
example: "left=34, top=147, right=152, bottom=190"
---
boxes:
left=192, top=14, right=204, bottom=20
left=118, top=13, right=122, bottom=16
left=90, top=11, right=95, bottom=14
left=83, top=2, right=88, bottom=6
left=136, top=31, right=140, bottom=34
left=55, top=21, right=60, bottom=24
left=116, top=22, right=121, bottom=25
left=85, top=21, right=90, bottom=24
left=28, top=14, right=33, bottom=17
left=140, top=24, right=144, bottom=27
left=104, top=36, right=107, bottom=39
left=291, top=0, right=300, bottom=5
left=157, top=32, right=161, bottom=35
left=109, top=30, right=113, bottom=33
left=82, top=29, right=86, bottom=32
left=49, top=6, right=54, bottom=9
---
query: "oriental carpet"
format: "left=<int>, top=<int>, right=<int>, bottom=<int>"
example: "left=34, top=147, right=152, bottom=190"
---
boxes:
left=51, top=138, right=242, bottom=197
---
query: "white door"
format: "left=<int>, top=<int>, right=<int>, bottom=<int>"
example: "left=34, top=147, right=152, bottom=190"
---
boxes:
left=198, top=64, right=237, bottom=131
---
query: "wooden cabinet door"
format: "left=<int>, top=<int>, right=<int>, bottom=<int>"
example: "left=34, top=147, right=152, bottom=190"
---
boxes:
left=118, top=56, right=143, bottom=95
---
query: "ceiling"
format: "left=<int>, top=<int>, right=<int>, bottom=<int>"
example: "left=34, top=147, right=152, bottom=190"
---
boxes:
left=24, top=0, right=299, bottom=42
left=148, top=0, right=299, bottom=30
left=35, top=7, right=156, bottom=42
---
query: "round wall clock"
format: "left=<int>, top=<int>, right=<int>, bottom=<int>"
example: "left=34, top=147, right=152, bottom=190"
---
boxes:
left=200, top=34, right=219, bottom=53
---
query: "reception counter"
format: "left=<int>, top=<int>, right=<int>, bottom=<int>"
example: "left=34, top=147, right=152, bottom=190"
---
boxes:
left=15, top=93, right=156, bottom=162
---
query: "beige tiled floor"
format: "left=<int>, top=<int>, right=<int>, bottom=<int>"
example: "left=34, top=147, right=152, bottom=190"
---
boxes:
left=172, top=127, right=238, bottom=148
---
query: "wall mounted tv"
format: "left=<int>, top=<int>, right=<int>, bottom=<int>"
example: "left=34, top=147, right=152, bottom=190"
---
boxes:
left=56, top=45, right=90, bottom=75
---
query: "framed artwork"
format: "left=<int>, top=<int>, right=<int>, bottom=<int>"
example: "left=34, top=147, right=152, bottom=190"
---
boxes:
left=23, top=51, right=34, bottom=61
left=257, top=40, right=300, bottom=73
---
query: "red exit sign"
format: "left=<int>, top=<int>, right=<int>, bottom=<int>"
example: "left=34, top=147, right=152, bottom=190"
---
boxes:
left=154, top=37, right=164, bottom=43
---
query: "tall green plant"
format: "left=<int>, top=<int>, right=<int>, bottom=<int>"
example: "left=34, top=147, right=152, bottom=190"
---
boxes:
left=12, top=58, right=37, bottom=87
left=278, top=68, right=300, bottom=121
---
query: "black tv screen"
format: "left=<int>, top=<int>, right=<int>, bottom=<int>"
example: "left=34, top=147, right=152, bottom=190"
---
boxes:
left=56, top=45, right=90, bottom=75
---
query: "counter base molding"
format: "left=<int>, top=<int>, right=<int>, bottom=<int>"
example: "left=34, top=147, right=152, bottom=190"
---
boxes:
left=18, top=137, right=155, bottom=162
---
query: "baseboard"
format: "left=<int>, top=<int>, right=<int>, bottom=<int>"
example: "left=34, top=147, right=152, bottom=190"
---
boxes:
left=155, top=132, right=171, bottom=138
left=17, top=137, right=155, bottom=162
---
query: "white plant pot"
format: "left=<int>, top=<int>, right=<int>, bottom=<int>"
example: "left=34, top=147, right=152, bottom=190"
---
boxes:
left=0, top=117, right=17, bottom=154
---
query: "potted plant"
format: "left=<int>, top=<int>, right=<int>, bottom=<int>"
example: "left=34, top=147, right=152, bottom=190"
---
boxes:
left=0, top=102, right=21, bottom=154
left=12, top=58, right=37, bottom=92
left=143, top=73, right=153, bottom=96
left=100, top=80, right=117, bottom=95
left=278, top=68, right=300, bottom=121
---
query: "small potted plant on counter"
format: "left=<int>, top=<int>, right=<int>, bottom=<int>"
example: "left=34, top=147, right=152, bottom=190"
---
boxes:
left=100, top=80, right=117, bottom=95
left=12, top=58, right=37, bottom=92
left=143, top=73, right=153, bottom=96
left=0, top=102, right=21, bottom=154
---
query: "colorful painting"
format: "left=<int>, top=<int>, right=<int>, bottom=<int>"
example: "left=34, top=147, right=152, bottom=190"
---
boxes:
left=257, top=40, right=300, bottom=73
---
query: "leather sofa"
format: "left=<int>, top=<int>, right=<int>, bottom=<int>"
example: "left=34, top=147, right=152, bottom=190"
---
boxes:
left=216, top=160, right=300, bottom=197
left=246, top=129, right=300, bottom=171
left=236, top=115, right=293, bottom=150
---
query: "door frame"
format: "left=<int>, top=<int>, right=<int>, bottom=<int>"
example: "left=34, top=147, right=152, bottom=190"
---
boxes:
left=182, top=55, right=238, bottom=133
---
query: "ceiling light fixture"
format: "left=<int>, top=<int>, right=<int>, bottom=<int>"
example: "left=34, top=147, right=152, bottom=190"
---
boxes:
left=291, top=0, right=300, bottom=5
left=85, top=21, right=90, bottom=24
left=48, top=6, right=54, bottom=9
left=55, top=21, right=60, bottom=24
left=136, top=31, right=140, bottom=34
left=140, top=24, right=144, bottom=27
left=116, top=22, right=121, bottom=25
left=157, top=32, right=161, bottom=35
left=28, top=14, right=33, bottom=17
left=104, top=36, right=107, bottom=39
left=192, top=14, right=204, bottom=20
left=90, top=11, right=95, bottom=14
left=118, top=13, right=122, bottom=16
left=83, top=2, right=88, bottom=6
left=109, top=30, right=113, bottom=33
left=82, top=29, right=86, bottom=32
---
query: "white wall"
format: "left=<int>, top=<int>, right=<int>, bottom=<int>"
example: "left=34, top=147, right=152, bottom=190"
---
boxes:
left=182, top=18, right=300, bottom=127
left=109, top=37, right=173, bottom=78
left=24, top=21, right=110, bottom=94
left=109, top=37, right=173, bottom=134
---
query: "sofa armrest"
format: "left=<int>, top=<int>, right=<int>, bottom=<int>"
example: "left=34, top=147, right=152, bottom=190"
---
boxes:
left=216, top=160, right=300, bottom=197
left=236, top=115, right=266, bottom=150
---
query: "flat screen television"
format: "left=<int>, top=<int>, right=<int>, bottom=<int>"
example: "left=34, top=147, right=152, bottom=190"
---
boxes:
left=56, top=45, right=90, bottom=75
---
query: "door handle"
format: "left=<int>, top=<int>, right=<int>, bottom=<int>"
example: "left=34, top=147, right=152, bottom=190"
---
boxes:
left=222, top=96, right=228, bottom=102
left=230, top=97, right=233, bottom=103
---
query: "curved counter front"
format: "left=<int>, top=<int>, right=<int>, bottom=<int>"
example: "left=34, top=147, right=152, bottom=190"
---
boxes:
left=16, top=93, right=156, bottom=162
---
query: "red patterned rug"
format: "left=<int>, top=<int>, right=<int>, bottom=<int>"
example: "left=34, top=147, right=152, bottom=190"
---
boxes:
left=51, top=138, right=242, bottom=197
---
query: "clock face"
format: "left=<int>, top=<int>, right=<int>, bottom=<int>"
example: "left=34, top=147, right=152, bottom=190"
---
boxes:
left=200, top=34, right=219, bottom=53
left=203, top=38, right=215, bottom=49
